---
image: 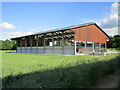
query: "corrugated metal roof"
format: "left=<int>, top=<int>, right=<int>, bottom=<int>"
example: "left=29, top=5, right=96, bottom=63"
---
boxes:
left=11, top=22, right=96, bottom=40
left=36, top=22, right=95, bottom=34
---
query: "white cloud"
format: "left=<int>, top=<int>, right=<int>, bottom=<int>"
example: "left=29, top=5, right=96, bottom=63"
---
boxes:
left=103, top=27, right=118, bottom=36
left=89, top=2, right=119, bottom=36
left=99, top=2, right=118, bottom=29
left=83, top=2, right=119, bottom=36
left=0, top=22, right=16, bottom=29
left=6, top=31, right=34, bottom=37
left=0, top=31, right=35, bottom=40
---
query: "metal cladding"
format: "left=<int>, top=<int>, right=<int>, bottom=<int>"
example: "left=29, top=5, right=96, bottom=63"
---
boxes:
left=71, top=24, right=109, bottom=43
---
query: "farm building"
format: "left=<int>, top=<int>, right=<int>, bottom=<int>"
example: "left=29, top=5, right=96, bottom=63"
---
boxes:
left=11, top=23, right=109, bottom=55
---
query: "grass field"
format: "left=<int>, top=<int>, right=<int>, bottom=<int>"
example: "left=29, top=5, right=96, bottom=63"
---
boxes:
left=1, top=50, right=120, bottom=88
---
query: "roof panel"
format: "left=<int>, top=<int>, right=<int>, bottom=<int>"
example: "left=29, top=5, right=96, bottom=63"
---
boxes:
left=11, top=22, right=97, bottom=40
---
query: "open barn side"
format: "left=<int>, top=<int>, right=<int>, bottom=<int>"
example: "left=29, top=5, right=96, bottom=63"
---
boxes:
left=11, top=23, right=109, bottom=55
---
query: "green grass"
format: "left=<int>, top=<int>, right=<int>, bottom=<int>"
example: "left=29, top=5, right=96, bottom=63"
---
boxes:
left=1, top=50, right=117, bottom=77
left=1, top=50, right=120, bottom=88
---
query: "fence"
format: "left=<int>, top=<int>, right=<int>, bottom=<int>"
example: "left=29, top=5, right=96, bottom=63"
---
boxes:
left=16, top=46, right=75, bottom=55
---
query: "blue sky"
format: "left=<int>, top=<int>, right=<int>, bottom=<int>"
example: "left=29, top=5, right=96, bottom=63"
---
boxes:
left=0, top=2, right=118, bottom=40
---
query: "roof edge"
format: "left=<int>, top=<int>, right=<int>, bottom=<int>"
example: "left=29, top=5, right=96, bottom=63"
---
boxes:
left=11, top=22, right=104, bottom=40
left=93, top=23, right=109, bottom=38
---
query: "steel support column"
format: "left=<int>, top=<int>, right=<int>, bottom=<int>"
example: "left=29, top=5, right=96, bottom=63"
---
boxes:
left=85, top=42, right=87, bottom=55
left=43, top=34, right=46, bottom=54
left=74, top=41, right=76, bottom=55
left=93, top=42, right=95, bottom=53
left=25, top=38, right=27, bottom=53
left=36, top=35, right=38, bottom=54
left=62, top=32, right=64, bottom=54
left=105, top=42, right=107, bottom=52
left=52, top=33, right=54, bottom=47
left=30, top=36, right=32, bottom=53
left=20, top=39, right=22, bottom=53
left=99, top=43, right=101, bottom=52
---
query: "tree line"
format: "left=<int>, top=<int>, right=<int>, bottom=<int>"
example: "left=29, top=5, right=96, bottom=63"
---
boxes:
left=0, top=40, right=16, bottom=50
left=0, top=35, right=120, bottom=50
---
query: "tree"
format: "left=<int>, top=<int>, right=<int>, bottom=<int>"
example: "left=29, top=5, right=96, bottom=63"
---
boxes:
left=0, top=40, right=16, bottom=50
left=114, top=35, right=120, bottom=48
left=107, top=35, right=120, bottom=49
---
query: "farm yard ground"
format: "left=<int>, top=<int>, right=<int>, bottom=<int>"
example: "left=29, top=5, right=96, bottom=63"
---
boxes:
left=1, top=50, right=120, bottom=88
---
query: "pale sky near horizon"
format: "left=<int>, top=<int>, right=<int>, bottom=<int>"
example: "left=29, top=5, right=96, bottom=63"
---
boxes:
left=0, top=2, right=118, bottom=40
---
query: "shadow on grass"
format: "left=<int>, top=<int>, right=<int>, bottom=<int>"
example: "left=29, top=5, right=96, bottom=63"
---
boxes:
left=5, top=52, right=16, bottom=53
left=2, top=56, right=120, bottom=88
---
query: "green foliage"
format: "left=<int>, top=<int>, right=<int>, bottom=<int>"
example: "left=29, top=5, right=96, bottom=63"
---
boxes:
left=0, top=40, right=16, bottom=50
left=107, top=35, right=120, bottom=49
left=1, top=51, right=119, bottom=88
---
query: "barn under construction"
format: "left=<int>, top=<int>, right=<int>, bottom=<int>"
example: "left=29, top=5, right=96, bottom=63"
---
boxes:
left=11, top=23, right=109, bottom=55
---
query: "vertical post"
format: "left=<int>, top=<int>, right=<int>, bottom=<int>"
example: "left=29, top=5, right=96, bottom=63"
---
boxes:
left=74, top=32, right=76, bottom=55
left=74, top=40, right=76, bottom=55
left=16, top=40, right=18, bottom=53
left=52, top=33, right=54, bottom=47
left=20, top=38, right=22, bottom=53
left=43, top=34, right=45, bottom=54
left=43, top=35, right=45, bottom=47
left=36, top=35, right=38, bottom=54
left=52, top=33, right=54, bottom=54
left=25, top=37, right=27, bottom=53
left=30, top=36, right=32, bottom=53
left=62, top=32, right=64, bottom=46
left=99, top=43, right=101, bottom=52
left=85, top=42, right=87, bottom=55
left=62, top=31, right=64, bottom=54
left=105, top=42, right=107, bottom=52
left=92, top=42, right=95, bottom=53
